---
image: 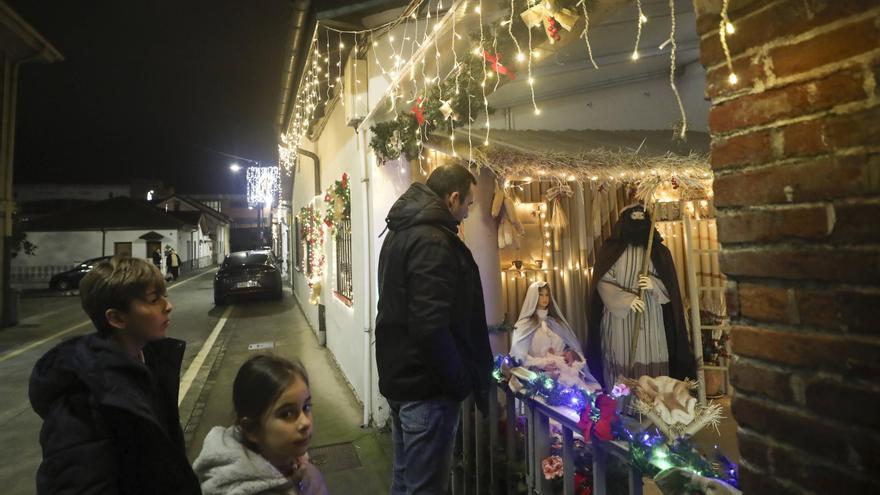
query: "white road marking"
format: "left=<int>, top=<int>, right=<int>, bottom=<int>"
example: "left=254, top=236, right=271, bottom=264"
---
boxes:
left=0, top=269, right=218, bottom=364
left=178, top=304, right=234, bottom=405
left=0, top=320, right=92, bottom=364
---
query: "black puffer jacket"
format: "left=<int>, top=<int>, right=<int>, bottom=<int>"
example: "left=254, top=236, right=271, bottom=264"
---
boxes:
left=29, top=334, right=201, bottom=494
left=376, top=183, right=493, bottom=412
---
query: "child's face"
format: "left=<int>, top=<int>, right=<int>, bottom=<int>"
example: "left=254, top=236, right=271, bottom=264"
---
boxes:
left=250, top=377, right=313, bottom=467
left=117, top=285, right=172, bottom=343
left=537, top=288, right=550, bottom=310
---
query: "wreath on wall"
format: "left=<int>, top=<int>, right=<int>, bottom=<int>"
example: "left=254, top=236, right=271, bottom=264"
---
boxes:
left=369, top=113, right=421, bottom=163
left=323, top=173, right=351, bottom=236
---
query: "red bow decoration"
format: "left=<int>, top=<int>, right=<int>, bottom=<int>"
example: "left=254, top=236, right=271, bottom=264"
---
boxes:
left=411, top=97, right=425, bottom=125
left=482, top=50, right=516, bottom=80
left=577, top=394, right=618, bottom=442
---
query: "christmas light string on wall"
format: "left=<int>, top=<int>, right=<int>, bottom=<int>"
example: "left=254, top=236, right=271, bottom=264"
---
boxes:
left=282, top=0, right=704, bottom=175
left=719, top=0, right=737, bottom=85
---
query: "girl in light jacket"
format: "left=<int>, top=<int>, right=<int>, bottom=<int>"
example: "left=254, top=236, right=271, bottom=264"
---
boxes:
left=194, top=355, right=327, bottom=495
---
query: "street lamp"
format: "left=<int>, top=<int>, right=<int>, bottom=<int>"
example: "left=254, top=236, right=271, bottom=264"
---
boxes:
left=229, top=163, right=242, bottom=173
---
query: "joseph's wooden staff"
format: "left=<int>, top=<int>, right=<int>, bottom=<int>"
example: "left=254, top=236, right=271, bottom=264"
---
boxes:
left=627, top=198, right=658, bottom=377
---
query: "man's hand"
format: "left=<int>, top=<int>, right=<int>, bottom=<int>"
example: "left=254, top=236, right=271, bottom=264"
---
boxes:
left=563, top=349, right=582, bottom=366
left=630, top=297, right=646, bottom=313
left=638, top=275, right=654, bottom=291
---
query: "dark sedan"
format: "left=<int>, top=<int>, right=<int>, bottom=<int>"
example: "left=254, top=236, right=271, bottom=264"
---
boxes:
left=49, top=256, right=113, bottom=291
left=213, top=250, right=283, bottom=305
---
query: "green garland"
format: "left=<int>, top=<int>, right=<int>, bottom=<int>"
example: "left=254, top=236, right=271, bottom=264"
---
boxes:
left=323, top=173, right=351, bottom=236
left=369, top=53, right=496, bottom=163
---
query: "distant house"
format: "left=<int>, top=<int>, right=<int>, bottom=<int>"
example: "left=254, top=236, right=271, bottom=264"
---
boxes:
left=12, top=196, right=211, bottom=289
left=153, top=194, right=232, bottom=264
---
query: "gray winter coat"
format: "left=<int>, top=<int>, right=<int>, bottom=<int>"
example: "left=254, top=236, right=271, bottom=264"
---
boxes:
left=193, top=426, right=327, bottom=495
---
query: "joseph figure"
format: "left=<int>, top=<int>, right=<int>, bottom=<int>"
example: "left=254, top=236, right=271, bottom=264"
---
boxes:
left=585, top=204, right=695, bottom=390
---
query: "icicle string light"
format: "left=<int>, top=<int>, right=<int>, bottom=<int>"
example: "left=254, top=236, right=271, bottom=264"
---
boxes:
left=668, top=0, right=687, bottom=140
left=508, top=0, right=523, bottom=62
left=719, top=0, right=737, bottom=85
left=527, top=22, right=540, bottom=115
left=577, top=0, right=599, bottom=69
left=632, top=0, right=646, bottom=61
left=478, top=0, right=491, bottom=146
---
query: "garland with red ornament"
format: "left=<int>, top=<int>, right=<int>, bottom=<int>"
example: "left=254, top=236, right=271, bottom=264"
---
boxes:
left=492, top=355, right=739, bottom=492
left=299, top=205, right=325, bottom=304
left=323, top=173, right=351, bottom=237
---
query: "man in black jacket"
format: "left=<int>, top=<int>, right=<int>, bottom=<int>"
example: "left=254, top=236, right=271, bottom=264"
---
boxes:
left=376, top=164, right=493, bottom=495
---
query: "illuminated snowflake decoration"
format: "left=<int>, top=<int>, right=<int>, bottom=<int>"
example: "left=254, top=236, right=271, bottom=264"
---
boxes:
left=246, top=166, right=280, bottom=207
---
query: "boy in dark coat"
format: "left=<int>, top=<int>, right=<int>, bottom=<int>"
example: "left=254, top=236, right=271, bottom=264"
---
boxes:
left=376, top=164, right=493, bottom=495
left=29, top=256, right=201, bottom=494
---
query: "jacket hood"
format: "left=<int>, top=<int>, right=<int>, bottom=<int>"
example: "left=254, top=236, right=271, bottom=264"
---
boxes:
left=194, top=426, right=297, bottom=495
left=385, top=182, right=458, bottom=233
left=29, top=334, right=183, bottom=421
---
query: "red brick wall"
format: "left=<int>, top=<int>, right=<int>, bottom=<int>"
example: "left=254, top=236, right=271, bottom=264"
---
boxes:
left=695, top=1, right=880, bottom=492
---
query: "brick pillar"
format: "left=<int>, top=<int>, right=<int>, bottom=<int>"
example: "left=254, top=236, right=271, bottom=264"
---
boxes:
left=694, top=1, right=880, bottom=493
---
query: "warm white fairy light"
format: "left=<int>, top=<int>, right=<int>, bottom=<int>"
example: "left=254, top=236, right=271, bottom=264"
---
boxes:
left=577, top=0, right=599, bottom=69
left=526, top=21, right=540, bottom=115
left=719, top=0, right=737, bottom=86
left=633, top=0, right=645, bottom=62
left=478, top=0, right=490, bottom=147
left=508, top=0, right=524, bottom=64
left=668, top=0, right=687, bottom=140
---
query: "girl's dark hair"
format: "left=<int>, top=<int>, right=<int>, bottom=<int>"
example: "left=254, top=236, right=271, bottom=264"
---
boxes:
left=233, top=355, right=310, bottom=430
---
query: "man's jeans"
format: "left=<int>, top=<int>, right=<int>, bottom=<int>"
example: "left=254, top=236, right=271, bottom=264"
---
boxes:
left=388, top=398, right=461, bottom=495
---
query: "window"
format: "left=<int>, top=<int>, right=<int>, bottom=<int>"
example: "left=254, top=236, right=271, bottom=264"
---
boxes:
left=334, top=218, right=353, bottom=304
left=114, top=242, right=132, bottom=257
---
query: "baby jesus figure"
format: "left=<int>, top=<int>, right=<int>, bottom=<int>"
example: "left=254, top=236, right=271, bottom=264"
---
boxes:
left=511, top=282, right=601, bottom=393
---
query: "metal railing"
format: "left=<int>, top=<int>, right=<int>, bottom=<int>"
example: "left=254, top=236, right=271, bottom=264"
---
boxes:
left=334, top=219, right=353, bottom=302
left=454, top=382, right=645, bottom=495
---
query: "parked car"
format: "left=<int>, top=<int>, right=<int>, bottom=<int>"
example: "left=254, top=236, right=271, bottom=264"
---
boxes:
left=49, top=256, right=113, bottom=291
left=213, top=250, right=283, bottom=305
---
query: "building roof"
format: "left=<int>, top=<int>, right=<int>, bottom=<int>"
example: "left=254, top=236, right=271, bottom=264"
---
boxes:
left=0, top=2, right=63, bottom=62
left=153, top=194, right=233, bottom=223
left=25, top=196, right=188, bottom=232
left=165, top=210, right=208, bottom=234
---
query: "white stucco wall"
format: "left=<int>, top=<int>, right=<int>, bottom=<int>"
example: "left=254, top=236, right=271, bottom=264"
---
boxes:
left=12, top=229, right=182, bottom=289
left=487, top=61, right=709, bottom=132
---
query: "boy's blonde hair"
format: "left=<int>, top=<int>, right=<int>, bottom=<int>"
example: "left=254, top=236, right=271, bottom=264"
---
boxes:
left=80, top=255, right=167, bottom=335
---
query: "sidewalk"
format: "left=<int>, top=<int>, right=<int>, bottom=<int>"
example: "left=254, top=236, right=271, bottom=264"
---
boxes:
left=183, top=291, right=393, bottom=494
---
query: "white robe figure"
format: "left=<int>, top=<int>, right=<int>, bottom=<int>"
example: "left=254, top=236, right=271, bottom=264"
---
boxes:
left=510, top=282, right=601, bottom=392
left=598, top=245, right=671, bottom=385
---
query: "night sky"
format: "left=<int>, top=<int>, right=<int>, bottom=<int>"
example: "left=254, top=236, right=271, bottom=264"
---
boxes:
left=10, top=1, right=294, bottom=194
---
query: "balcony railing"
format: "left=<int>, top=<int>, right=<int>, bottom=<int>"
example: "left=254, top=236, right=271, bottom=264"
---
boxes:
left=453, top=381, right=646, bottom=495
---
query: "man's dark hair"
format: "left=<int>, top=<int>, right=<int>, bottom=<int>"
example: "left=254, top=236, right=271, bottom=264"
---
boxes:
left=426, top=164, right=477, bottom=200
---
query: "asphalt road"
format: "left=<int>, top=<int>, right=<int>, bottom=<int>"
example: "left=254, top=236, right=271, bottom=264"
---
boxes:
left=0, top=267, right=228, bottom=494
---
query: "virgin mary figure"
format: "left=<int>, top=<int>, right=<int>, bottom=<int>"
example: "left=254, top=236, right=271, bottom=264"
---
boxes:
left=510, top=281, right=600, bottom=392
